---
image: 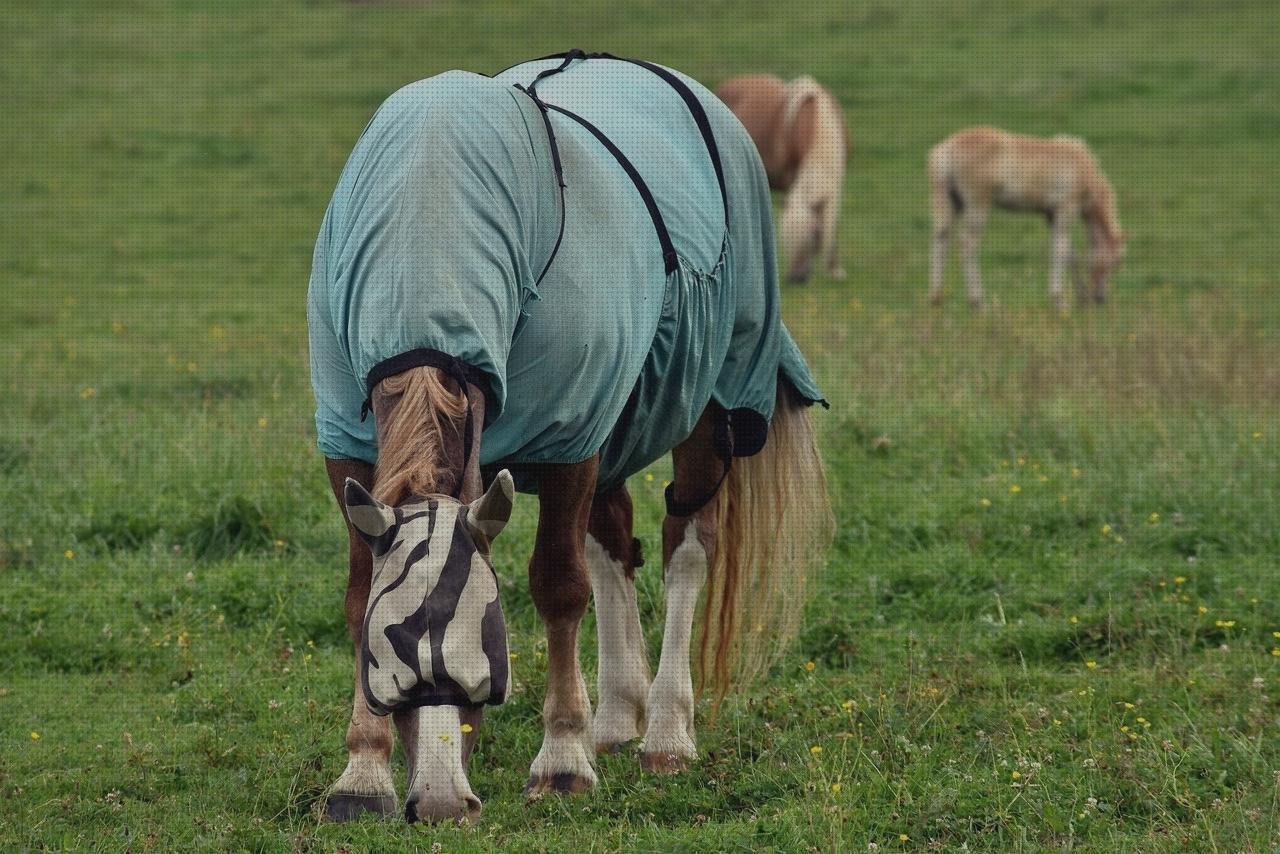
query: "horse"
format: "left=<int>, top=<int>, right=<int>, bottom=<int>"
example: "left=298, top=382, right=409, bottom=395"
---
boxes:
left=307, top=51, right=832, bottom=824
left=927, top=127, right=1126, bottom=312
left=715, top=74, right=848, bottom=284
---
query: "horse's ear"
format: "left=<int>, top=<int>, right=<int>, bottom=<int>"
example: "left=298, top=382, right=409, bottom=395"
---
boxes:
left=344, top=478, right=395, bottom=545
left=467, top=469, right=515, bottom=542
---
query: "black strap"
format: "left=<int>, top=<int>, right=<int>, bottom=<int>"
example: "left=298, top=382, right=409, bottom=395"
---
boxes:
left=517, top=51, right=730, bottom=230
left=514, top=84, right=568, bottom=287
left=664, top=409, right=735, bottom=517
left=361, top=348, right=484, bottom=499
left=541, top=102, right=679, bottom=275
left=664, top=460, right=731, bottom=518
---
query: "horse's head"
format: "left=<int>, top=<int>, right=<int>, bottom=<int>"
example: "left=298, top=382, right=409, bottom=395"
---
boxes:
left=344, top=470, right=515, bottom=823
left=1088, top=227, right=1126, bottom=304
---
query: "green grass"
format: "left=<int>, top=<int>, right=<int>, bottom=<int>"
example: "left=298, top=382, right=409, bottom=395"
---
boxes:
left=3, top=0, right=1279, bottom=849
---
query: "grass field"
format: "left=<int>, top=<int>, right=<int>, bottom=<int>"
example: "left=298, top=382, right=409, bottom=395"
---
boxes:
left=3, top=0, right=1279, bottom=849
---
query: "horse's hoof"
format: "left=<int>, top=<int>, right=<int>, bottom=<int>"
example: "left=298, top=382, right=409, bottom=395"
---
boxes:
left=325, top=792, right=397, bottom=822
left=524, top=772, right=594, bottom=798
left=640, top=751, right=691, bottom=774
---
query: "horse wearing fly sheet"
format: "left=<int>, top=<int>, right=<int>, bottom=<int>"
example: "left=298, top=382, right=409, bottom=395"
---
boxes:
left=308, top=51, right=833, bottom=824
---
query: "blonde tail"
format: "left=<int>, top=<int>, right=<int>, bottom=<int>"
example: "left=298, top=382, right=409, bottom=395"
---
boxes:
left=697, top=382, right=834, bottom=704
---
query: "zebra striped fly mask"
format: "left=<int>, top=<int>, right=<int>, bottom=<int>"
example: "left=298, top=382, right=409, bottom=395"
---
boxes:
left=343, top=470, right=515, bottom=715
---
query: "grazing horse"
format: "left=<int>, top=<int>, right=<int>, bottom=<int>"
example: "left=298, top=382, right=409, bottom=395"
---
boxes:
left=715, top=74, right=848, bottom=284
left=308, top=51, right=832, bottom=824
left=927, top=127, right=1126, bottom=311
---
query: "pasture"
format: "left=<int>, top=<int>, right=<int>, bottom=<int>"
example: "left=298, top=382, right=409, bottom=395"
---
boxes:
left=2, top=0, right=1279, bottom=849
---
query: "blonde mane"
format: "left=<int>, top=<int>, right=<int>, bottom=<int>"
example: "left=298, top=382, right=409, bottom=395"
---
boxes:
left=371, top=367, right=469, bottom=505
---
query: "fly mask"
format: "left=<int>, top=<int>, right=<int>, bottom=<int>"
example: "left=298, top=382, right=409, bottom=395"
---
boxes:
left=344, top=471, right=515, bottom=715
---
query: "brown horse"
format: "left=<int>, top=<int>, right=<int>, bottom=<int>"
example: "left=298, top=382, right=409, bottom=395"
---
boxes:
left=310, top=54, right=833, bottom=824
left=928, top=127, right=1126, bottom=311
left=716, top=74, right=849, bottom=284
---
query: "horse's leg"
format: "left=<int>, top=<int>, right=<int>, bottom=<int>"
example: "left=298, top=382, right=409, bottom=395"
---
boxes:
left=780, top=192, right=821, bottom=284
left=587, top=485, right=650, bottom=753
left=322, top=457, right=397, bottom=821
left=959, top=207, right=988, bottom=311
left=525, top=458, right=600, bottom=795
left=641, top=409, right=724, bottom=773
left=1048, top=208, right=1075, bottom=313
left=821, top=191, right=846, bottom=281
left=929, top=184, right=956, bottom=305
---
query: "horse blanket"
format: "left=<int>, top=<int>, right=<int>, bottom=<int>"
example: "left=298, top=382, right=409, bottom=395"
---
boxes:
left=308, top=52, right=825, bottom=492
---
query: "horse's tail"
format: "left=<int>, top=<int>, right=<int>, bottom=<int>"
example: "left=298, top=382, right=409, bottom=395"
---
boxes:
left=697, top=381, right=834, bottom=705
left=781, top=76, right=847, bottom=171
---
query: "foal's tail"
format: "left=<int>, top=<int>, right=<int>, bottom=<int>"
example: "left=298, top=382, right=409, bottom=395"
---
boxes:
left=697, top=382, right=834, bottom=705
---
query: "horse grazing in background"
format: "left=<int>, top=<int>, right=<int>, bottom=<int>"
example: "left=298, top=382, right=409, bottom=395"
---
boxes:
left=927, top=127, right=1126, bottom=312
left=308, top=51, right=831, bottom=824
left=715, top=74, right=848, bottom=284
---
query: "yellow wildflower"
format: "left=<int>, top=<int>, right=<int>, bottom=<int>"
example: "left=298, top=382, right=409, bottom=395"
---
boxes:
left=1215, top=620, right=1236, bottom=629
left=257, top=416, right=268, bottom=428
left=1148, top=512, right=1160, bottom=524
left=30, top=731, right=40, bottom=741
left=460, top=723, right=473, bottom=734
left=809, top=745, right=822, bottom=755
left=1122, top=702, right=1135, bottom=709
left=831, top=783, right=842, bottom=794
left=841, top=700, right=855, bottom=711
left=1086, top=660, right=1097, bottom=669
left=980, top=497, right=992, bottom=507
left=1197, top=605, right=1208, bottom=614
left=900, top=834, right=910, bottom=842
left=804, top=660, right=816, bottom=672
left=80, top=386, right=97, bottom=399
left=1174, top=576, right=1186, bottom=585
left=1011, top=770, right=1021, bottom=780
left=1101, top=524, right=1112, bottom=536
left=65, top=549, right=74, bottom=560
left=1010, top=484, right=1022, bottom=494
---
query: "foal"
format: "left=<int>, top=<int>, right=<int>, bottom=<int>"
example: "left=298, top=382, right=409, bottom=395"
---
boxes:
left=928, top=127, right=1125, bottom=311
left=716, top=74, right=849, bottom=283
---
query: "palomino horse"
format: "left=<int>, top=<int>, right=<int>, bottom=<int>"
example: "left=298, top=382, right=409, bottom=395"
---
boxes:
left=928, top=127, right=1126, bottom=311
left=715, top=74, right=848, bottom=284
left=308, top=52, right=832, bottom=823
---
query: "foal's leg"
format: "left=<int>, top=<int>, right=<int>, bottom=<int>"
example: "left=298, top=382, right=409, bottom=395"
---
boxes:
left=821, top=192, right=847, bottom=280
left=959, top=207, right=989, bottom=311
left=641, top=410, right=724, bottom=773
left=929, top=184, right=956, bottom=305
left=1047, top=208, right=1075, bottom=313
left=525, top=458, right=600, bottom=795
left=323, top=458, right=397, bottom=821
left=587, top=485, right=650, bottom=753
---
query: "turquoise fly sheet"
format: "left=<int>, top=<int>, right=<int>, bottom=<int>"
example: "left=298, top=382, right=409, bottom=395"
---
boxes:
left=308, top=52, right=825, bottom=492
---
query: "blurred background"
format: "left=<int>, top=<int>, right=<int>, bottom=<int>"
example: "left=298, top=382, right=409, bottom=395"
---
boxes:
left=2, top=1, right=1278, bottom=848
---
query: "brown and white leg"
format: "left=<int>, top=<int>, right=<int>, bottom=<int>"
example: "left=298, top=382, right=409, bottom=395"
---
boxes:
left=641, top=411, right=723, bottom=773
left=587, top=486, right=650, bottom=753
left=525, top=459, right=599, bottom=795
left=323, top=458, right=397, bottom=821
left=960, top=208, right=988, bottom=310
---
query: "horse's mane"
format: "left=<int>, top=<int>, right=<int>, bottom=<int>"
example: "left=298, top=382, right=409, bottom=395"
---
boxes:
left=371, top=367, right=468, bottom=505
